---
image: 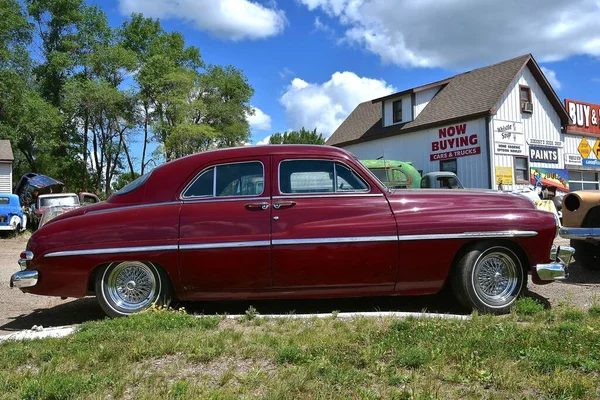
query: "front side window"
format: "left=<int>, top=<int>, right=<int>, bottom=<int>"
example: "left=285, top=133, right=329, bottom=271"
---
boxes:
left=183, top=161, right=264, bottom=198
left=393, top=100, right=402, bottom=123
left=279, top=160, right=369, bottom=194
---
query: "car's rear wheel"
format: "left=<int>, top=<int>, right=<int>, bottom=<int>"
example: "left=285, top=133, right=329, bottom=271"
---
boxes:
left=570, top=240, right=600, bottom=271
left=452, top=243, right=525, bottom=314
left=95, top=261, right=172, bottom=317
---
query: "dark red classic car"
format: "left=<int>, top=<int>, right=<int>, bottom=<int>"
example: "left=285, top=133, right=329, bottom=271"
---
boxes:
left=11, top=145, right=573, bottom=317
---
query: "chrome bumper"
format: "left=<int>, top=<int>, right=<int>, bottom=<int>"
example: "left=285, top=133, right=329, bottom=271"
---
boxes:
left=559, top=227, right=600, bottom=241
left=10, top=270, right=38, bottom=288
left=535, top=245, right=574, bottom=281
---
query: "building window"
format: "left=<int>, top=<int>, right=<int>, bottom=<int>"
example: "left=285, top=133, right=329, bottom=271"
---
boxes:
left=520, top=85, right=532, bottom=113
left=514, top=156, right=529, bottom=183
left=392, top=100, right=402, bottom=123
left=440, top=159, right=457, bottom=174
left=568, top=171, right=599, bottom=190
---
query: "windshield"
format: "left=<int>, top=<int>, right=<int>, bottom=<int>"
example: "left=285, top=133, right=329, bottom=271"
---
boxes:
left=40, top=196, right=79, bottom=207
left=361, top=165, right=390, bottom=191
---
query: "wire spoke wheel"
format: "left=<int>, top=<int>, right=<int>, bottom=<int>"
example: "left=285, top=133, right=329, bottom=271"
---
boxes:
left=472, top=250, right=519, bottom=307
left=103, top=261, right=158, bottom=314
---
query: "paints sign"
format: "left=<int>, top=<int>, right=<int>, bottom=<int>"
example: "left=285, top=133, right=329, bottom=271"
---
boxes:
left=529, top=146, right=559, bottom=163
left=565, top=99, right=600, bottom=137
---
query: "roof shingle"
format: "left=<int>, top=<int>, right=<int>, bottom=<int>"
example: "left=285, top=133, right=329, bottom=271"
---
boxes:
left=0, top=140, right=14, bottom=161
left=327, top=54, right=568, bottom=146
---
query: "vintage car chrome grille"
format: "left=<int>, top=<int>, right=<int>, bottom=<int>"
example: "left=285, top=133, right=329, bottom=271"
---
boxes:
left=0, top=215, right=7, bottom=224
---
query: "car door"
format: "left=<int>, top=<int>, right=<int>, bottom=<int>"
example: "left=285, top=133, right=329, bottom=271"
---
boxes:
left=178, top=156, right=272, bottom=294
left=271, top=156, right=398, bottom=294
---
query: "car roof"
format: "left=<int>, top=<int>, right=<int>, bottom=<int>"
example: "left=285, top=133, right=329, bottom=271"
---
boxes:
left=39, top=193, right=78, bottom=198
left=0, top=193, right=18, bottom=200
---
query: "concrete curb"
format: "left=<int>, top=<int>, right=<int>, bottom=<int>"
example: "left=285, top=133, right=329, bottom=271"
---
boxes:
left=220, top=311, right=471, bottom=320
left=0, top=311, right=470, bottom=342
left=0, top=326, right=76, bottom=342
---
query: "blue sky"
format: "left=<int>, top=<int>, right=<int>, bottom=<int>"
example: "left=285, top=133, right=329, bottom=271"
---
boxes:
left=89, top=0, right=600, bottom=161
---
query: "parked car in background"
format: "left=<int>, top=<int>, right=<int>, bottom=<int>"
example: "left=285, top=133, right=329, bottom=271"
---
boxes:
left=11, top=145, right=571, bottom=317
left=560, top=190, right=600, bottom=270
left=420, top=171, right=464, bottom=189
left=360, top=160, right=421, bottom=188
left=0, top=194, right=27, bottom=236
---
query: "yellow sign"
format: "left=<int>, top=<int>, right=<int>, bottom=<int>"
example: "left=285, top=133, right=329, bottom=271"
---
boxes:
left=578, top=137, right=591, bottom=159
left=594, top=139, right=600, bottom=159
left=495, top=166, right=514, bottom=185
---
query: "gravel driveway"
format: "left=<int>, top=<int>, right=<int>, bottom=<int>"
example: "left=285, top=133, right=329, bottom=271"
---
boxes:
left=1, top=235, right=599, bottom=335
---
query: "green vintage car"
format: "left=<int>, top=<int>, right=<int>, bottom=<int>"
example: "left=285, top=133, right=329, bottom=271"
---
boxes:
left=360, top=160, right=421, bottom=189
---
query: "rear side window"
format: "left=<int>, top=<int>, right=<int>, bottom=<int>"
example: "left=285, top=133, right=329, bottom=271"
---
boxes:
left=279, top=160, right=369, bottom=194
left=115, top=172, right=152, bottom=195
left=183, top=161, right=264, bottom=198
left=0, top=197, right=9, bottom=205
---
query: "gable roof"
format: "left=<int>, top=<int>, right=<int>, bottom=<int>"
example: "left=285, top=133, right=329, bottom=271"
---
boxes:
left=327, top=54, right=570, bottom=146
left=0, top=140, right=14, bottom=162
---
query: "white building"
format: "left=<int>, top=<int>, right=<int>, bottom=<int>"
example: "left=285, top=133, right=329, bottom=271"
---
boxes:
left=328, top=54, right=600, bottom=192
left=0, top=140, right=14, bottom=193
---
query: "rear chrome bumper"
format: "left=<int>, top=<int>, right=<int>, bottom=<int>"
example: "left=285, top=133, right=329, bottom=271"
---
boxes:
left=10, top=270, right=38, bottom=288
left=559, top=227, right=600, bottom=241
left=535, top=245, right=574, bottom=281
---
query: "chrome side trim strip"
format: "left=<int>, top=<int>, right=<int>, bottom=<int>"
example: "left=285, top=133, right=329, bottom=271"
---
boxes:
left=43, top=231, right=537, bottom=257
left=183, top=196, right=271, bottom=204
left=272, top=236, right=398, bottom=245
left=180, top=241, right=270, bottom=250
left=272, top=194, right=384, bottom=199
left=45, top=245, right=178, bottom=258
left=87, top=202, right=182, bottom=216
left=398, top=231, right=538, bottom=241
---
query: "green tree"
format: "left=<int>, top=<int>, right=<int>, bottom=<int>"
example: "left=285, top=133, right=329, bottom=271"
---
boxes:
left=269, top=128, right=326, bottom=145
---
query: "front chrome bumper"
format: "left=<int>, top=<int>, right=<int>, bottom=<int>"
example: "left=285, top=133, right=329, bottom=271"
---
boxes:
left=559, top=227, right=600, bottom=241
left=535, top=245, right=574, bottom=281
left=10, top=270, right=38, bottom=288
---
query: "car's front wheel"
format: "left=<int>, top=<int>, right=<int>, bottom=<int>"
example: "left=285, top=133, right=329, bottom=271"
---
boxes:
left=452, top=243, right=525, bottom=314
left=96, top=261, right=172, bottom=317
left=570, top=240, right=600, bottom=271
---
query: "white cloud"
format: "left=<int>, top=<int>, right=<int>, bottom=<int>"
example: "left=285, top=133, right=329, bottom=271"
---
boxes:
left=280, top=71, right=395, bottom=137
left=299, top=0, right=600, bottom=68
left=279, top=67, right=295, bottom=80
left=256, top=135, right=272, bottom=145
left=541, top=67, right=561, bottom=90
left=313, top=16, right=333, bottom=34
left=118, top=0, right=286, bottom=40
left=246, top=106, right=272, bottom=131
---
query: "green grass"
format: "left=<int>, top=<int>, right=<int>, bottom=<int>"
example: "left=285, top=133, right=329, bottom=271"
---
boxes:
left=1, top=304, right=600, bottom=399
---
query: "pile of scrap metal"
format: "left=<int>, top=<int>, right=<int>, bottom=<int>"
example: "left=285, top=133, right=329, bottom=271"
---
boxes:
left=15, top=173, right=100, bottom=229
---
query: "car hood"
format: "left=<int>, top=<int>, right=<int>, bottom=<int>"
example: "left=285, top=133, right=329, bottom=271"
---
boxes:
left=386, top=189, right=536, bottom=215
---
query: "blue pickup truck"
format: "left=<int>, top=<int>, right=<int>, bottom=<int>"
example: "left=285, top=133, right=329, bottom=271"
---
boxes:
left=0, top=193, right=27, bottom=236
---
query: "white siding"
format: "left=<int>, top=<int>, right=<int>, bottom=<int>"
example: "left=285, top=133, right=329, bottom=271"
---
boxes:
left=383, top=94, right=412, bottom=126
left=414, top=87, right=441, bottom=119
left=344, top=118, right=490, bottom=189
left=0, top=163, right=12, bottom=193
left=491, top=67, right=564, bottom=191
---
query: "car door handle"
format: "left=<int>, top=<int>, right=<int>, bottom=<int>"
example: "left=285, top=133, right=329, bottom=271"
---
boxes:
left=273, top=201, right=296, bottom=209
left=245, top=202, right=269, bottom=210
